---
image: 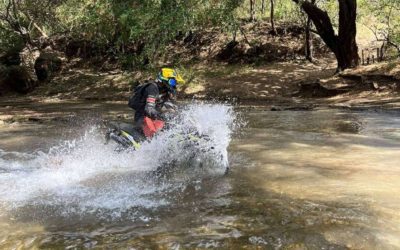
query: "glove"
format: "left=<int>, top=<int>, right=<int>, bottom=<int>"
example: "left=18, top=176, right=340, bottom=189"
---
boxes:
left=163, top=101, right=177, bottom=111
left=145, top=104, right=159, bottom=119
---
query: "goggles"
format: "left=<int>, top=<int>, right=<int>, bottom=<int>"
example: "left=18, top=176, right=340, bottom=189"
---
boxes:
left=168, top=78, right=177, bottom=88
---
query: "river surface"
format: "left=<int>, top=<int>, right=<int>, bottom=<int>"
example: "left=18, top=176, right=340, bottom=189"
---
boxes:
left=0, top=101, right=400, bottom=249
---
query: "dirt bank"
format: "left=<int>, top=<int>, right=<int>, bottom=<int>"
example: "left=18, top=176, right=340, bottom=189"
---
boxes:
left=5, top=57, right=397, bottom=107
left=0, top=19, right=400, bottom=111
left=182, top=57, right=400, bottom=109
left=1, top=21, right=329, bottom=100
left=1, top=58, right=400, bottom=130
left=1, top=20, right=399, bottom=111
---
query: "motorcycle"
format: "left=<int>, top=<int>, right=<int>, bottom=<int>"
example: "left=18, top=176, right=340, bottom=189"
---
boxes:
left=104, top=118, right=214, bottom=152
left=104, top=120, right=145, bottom=151
left=104, top=102, right=187, bottom=151
left=104, top=104, right=229, bottom=174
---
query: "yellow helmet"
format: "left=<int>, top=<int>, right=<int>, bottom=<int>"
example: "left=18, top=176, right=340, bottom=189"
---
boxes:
left=158, top=68, right=185, bottom=86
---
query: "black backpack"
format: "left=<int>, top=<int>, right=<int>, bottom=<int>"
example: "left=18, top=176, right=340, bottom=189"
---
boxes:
left=128, top=82, right=151, bottom=110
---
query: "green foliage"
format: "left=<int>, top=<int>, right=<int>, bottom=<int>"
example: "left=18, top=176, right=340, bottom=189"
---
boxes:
left=56, top=0, right=115, bottom=43
left=235, top=0, right=344, bottom=27
left=274, top=0, right=301, bottom=23
left=236, top=0, right=302, bottom=23
left=360, top=0, right=400, bottom=56
left=0, top=27, right=22, bottom=54
left=55, top=0, right=244, bottom=68
left=1, top=0, right=398, bottom=65
left=0, top=0, right=64, bottom=53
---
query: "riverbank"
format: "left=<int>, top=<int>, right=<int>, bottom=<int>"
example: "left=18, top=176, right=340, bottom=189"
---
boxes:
left=2, top=19, right=399, bottom=111
left=2, top=57, right=400, bottom=111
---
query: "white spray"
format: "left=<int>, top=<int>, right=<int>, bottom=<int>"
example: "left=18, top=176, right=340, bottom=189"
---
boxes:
left=0, top=103, right=236, bottom=220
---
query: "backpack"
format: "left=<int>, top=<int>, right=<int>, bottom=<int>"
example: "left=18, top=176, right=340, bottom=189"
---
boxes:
left=128, top=82, right=151, bottom=110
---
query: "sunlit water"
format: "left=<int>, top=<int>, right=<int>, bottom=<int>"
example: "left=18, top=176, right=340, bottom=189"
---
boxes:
left=0, top=102, right=400, bottom=249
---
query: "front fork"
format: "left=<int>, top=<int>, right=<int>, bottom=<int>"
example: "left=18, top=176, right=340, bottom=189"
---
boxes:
left=105, top=129, right=131, bottom=149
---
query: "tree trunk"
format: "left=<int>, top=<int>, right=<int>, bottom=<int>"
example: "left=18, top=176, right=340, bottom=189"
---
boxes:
left=305, top=17, right=313, bottom=61
left=250, top=0, right=256, bottom=22
left=261, top=0, right=266, bottom=15
left=335, top=0, right=358, bottom=70
left=270, top=0, right=276, bottom=35
left=292, top=0, right=359, bottom=71
left=305, top=0, right=315, bottom=62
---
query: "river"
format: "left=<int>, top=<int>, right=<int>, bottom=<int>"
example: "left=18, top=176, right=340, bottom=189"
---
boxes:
left=0, top=101, right=399, bottom=249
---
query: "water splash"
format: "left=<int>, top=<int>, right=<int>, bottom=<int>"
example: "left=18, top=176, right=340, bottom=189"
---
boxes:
left=0, top=103, right=236, bottom=220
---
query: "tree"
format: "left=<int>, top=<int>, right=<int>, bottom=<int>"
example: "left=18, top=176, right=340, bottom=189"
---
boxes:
left=270, top=0, right=276, bottom=35
left=261, top=0, right=266, bottom=14
left=362, top=0, right=400, bottom=57
left=56, top=0, right=243, bottom=67
left=0, top=0, right=63, bottom=52
left=304, top=0, right=316, bottom=62
left=292, top=0, right=359, bottom=71
left=249, top=0, right=256, bottom=21
left=0, top=0, right=32, bottom=45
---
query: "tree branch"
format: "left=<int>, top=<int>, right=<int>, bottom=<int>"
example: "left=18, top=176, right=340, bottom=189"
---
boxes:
left=33, top=22, right=48, bottom=38
left=5, top=0, right=12, bottom=20
left=292, top=0, right=338, bottom=53
left=239, top=25, right=251, bottom=46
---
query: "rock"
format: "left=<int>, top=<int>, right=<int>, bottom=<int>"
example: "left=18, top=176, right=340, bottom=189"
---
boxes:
left=0, top=48, right=22, bottom=66
left=34, top=53, right=62, bottom=81
left=335, top=121, right=362, bottom=134
left=271, top=105, right=314, bottom=111
left=330, top=103, right=352, bottom=109
left=270, top=106, right=283, bottom=111
left=216, top=40, right=240, bottom=61
left=20, top=47, right=41, bottom=80
left=284, top=105, right=314, bottom=111
left=372, top=82, right=379, bottom=90
left=0, top=65, right=36, bottom=94
left=28, top=117, right=42, bottom=122
left=294, top=79, right=343, bottom=98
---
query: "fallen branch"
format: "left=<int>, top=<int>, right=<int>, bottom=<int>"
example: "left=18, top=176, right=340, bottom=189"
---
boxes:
left=33, top=22, right=48, bottom=38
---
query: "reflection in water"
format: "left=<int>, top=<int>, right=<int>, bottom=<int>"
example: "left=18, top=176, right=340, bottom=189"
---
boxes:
left=1, top=104, right=400, bottom=248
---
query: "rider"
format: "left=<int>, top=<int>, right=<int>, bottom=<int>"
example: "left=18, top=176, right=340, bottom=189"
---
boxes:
left=129, top=68, right=184, bottom=135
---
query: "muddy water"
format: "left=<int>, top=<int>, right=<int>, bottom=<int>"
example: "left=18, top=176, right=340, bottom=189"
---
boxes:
left=233, top=108, right=400, bottom=249
left=0, top=102, right=400, bottom=249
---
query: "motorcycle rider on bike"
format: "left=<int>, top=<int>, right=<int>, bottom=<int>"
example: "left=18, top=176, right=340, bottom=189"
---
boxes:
left=129, top=68, right=184, bottom=137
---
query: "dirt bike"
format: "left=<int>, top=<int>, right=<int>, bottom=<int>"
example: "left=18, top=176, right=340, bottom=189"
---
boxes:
left=104, top=105, right=228, bottom=174
left=104, top=102, right=196, bottom=151
left=104, top=117, right=214, bottom=152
